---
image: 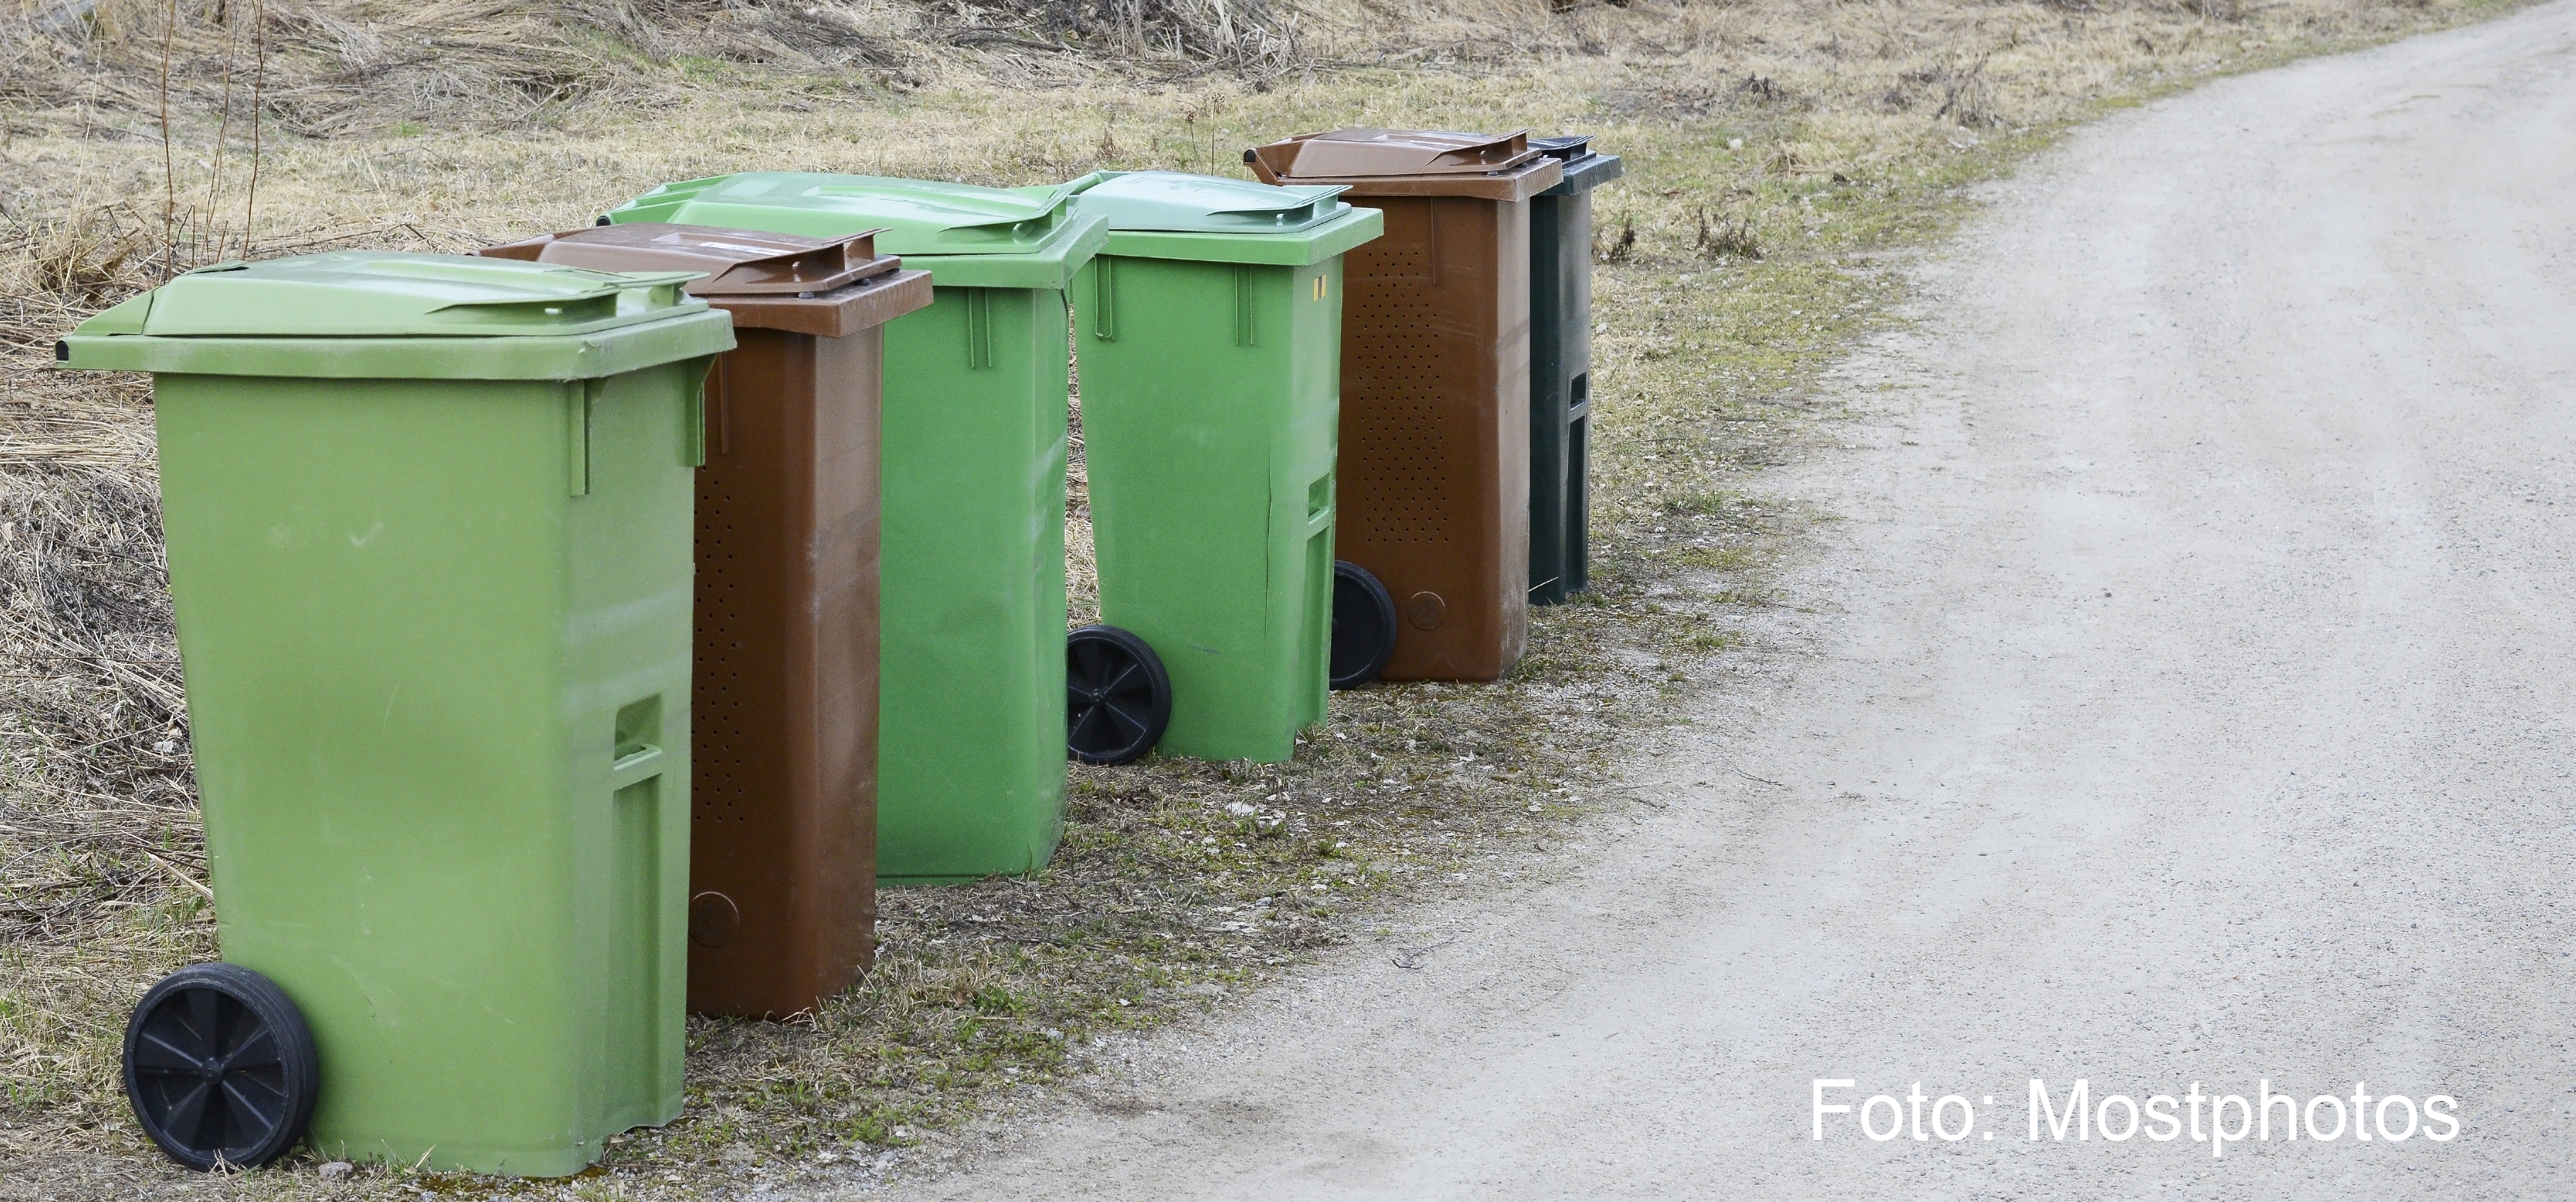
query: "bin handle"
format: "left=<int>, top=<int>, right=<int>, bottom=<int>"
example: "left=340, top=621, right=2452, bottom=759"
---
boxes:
left=610, top=743, right=665, bottom=791
left=566, top=380, right=599, bottom=498
left=1091, top=258, right=1117, bottom=342
left=1232, top=265, right=1257, bottom=348
left=682, top=356, right=715, bottom=467
left=964, top=289, right=994, bottom=370
left=693, top=230, right=896, bottom=296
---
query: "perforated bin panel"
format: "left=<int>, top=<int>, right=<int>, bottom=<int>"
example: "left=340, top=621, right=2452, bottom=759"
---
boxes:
left=692, top=361, right=761, bottom=839
left=1336, top=194, right=1530, bottom=681
left=685, top=326, right=882, bottom=1019
left=1343, top=205, right=1454, bottom=546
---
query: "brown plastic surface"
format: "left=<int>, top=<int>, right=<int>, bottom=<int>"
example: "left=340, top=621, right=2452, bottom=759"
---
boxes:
left=482, top=222, right=897, bottom=293
left=1248, top=128, right=1546, bottom=679
left=1246, top=129, right=1563, bottom=201
left=1331, top=188, right=1534, bottom=682
left=1249, top=128, right=1539, bottom=178
left=475, top=225, right=931, bottom=1017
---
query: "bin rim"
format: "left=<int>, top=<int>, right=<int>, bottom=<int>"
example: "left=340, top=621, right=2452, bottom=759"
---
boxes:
left=478, top=223, right=902, bottom=296
left=56, top=308, right=736, bottom=380
left=1063, top=170, right=1355, bottom=235
left=1538, top=150, right=1623, bottom=198
left=603, top=172, right=1087, bottom=261
left=1090, top=205, right=1383, bottom=267
left=835, top=213, right=1107, bottom=291
left=473, top=224, right=935, bottom=335
left=1246, top=128, right=1542, bottom=180
left=65, top=251, right=716, bottom=342
left=606, top=178, right=1105, bottom=291
left=1246, top=148, right=1563, bottom=202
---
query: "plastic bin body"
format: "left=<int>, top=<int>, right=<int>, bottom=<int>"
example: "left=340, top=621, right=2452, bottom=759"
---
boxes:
left=477, top=225, right=933, bottom=1017
left=1528, top=141, right=1621, bottom=605
left=1249, top=130, right=1563, bottom=681
left=607, top=175, right=1104, bottom=884
left=1063, top=172, right=1383, bottom=763
left=874, top=285, right=1071, bottom=880
left=56, top=253, right=734, bottom=1176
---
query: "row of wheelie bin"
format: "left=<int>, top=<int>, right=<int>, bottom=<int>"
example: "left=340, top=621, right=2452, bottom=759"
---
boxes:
left=57, top=127, right=1618, bottom=1177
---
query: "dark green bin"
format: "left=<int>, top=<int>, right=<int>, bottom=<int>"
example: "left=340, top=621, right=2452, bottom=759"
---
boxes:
left=1527, top=136, right=1621, bottom=606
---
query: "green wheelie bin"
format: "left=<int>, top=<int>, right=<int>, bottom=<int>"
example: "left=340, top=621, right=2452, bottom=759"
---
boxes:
left=56, top=253, right=732, bottom=1175
left=1063, top=171, right=1383, bottom=763
left=603, top=174, right=1108, bottom=884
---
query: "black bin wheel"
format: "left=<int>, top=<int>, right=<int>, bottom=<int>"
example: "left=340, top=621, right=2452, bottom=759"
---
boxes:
left=1330, top=560, right=1398, bottom=690
left=124, top=962, right=319, bottom=1171
left=1068, top=624, right=1170, bottom=766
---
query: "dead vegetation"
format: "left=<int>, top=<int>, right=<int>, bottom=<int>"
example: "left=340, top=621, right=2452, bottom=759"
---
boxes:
left=0, top=0, right=2527, bottom=1196
left=1693, top=205, right=1760, bottom=259
left=1, top=0, right=1321, bottom=143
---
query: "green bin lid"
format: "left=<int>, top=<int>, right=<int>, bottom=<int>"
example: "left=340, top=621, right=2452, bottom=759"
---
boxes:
left=1071, top=171, right=1349, bottom=233
left=604, top=172, right=1106, bottom=290
left=1063, top=171, right=1384, bottom=267
left=56, top=251, right=733, bottom=380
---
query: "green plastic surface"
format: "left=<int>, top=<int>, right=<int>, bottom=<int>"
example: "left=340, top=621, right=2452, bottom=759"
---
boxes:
left=149, top=361, right=705, bottom=1175
left=59, top=252, right=731, bottom=380
left=60, top=320, right=733, bottom=380
left=604, top=173, right=1105, bottom=290
left=53, top=251, right=719, bottom=1173
left=1073, top=250, right=1345, bottom=762
left=87, top=252, right=702, bottom=337
left=1068, top=171, right=1345, bottom=231
left=868, top=289, right=1070, bottom=881
left=1068, top=171, right=1384, bottom=266
left=652, top=179, right=1079, bottom=882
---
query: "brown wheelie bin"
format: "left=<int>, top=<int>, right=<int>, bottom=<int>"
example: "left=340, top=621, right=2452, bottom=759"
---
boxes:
left=478, top=223, right=931, bottom=1017
left=1247, top=129, right=1563, bottom=681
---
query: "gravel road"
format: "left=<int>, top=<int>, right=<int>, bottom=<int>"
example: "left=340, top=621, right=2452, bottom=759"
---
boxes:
left=887, top=7, right=2576, bottom=1197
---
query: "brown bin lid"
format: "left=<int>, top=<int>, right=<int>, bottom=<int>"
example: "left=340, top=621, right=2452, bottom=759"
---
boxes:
left=476, top=222, right=931, bottom=337
left=1245, top=128, right=1564, bottom=201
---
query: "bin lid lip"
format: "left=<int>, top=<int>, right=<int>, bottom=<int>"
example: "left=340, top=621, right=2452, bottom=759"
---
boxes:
left=1065, top=171, right=1354, bottom=235
left=473, top=223, right=902, bottom=297
left=1530, top=134, right=1593, bottom=160
left=1536, top=140, right=1622, bottom=197
left=1246, top=127, right=1541, bottom=181
left=605, top=172, right=1085, bottom=258
left=57, top=307, right=736, bottom=380
left=72, top=251, right=710, bottom=340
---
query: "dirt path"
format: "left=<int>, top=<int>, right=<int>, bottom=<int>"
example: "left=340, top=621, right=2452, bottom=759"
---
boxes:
left=880, top=7, right=2576, bottom=1198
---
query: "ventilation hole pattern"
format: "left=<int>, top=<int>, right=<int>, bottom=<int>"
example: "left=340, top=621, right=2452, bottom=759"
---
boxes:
left=693, top=486, right=752, bottom=827
left=1344, top=288, right=1462, bottom=547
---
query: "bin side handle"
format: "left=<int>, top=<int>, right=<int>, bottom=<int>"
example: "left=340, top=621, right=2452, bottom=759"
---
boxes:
left=710, top=357, right=732, bottom=457
left=610, top=743, right=665, bottom=791
left=1233, top=265, right=1256, bottom=348
left=1092, top=259, right=1117, bottom=342
left=683, top=356, right=715, bottom=467
left=965, top=289, right=994, bottom=370
left=1303, top=471, right=1333, bottom=536
left=566, top=380, right=599, bottom=497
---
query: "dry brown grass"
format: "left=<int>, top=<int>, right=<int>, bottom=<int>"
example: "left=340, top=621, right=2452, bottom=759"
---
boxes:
left=2, top=0, right=1323, bottom=144
left=0, top=0, right=2526, bottom=1196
